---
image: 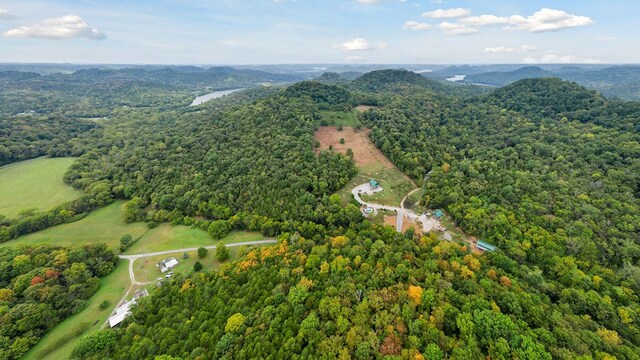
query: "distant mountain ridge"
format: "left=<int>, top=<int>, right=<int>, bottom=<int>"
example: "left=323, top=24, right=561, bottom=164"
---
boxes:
left=461, top=65, right=640, bottom=100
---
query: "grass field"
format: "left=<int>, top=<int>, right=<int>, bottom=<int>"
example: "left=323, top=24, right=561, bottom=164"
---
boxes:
left=126, top=224, right=262, bottom=254
left=318, top=110, right=360, bottom=126
left=133, top=244, right=270, bottom=283
left=6, top=201, right=149, bottom=250
left=0, top=157, right=83, bottom=219
left=23, top=260, right=131, bottom=360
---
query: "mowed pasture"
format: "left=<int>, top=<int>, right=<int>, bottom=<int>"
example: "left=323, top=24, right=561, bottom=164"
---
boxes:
left=0, top=157, right=83, bottom=219
left=6, top=201, right=149, bottom=250
left=126, top=223, right=263, bottom=254
left=314, top=124, right=415, bottom=207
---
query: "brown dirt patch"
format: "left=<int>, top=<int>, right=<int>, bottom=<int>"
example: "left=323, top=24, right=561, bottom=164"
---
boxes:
left=314, top=126, right=395, bottom=168
left=383, top=215, right=423, bottom=234
left=355, top=105, right=378, bottom=112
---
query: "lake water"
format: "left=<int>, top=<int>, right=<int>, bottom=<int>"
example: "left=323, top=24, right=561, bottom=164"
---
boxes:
left=446, top=75, right=466, bottom=82
left=189, top=89, right=243, bottom=106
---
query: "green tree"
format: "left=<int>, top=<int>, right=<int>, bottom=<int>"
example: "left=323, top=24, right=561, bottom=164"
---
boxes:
left=194, top=261, right=203, bottom=272
left=215, top=244, right=229, bottom=262
left=208, top=220, right=231, bottom=240
left=197, top=247, right=208, bottom=258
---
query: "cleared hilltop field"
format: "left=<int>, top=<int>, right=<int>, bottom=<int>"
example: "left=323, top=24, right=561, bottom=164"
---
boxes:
left=0, top=157, right=83, bottom=219
left=314, top=123, right=415, bottom=207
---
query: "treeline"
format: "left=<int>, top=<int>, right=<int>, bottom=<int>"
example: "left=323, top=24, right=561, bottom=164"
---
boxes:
left=0, top=115, right=96, bottom=166
left=72, top=224, right=640, bottom=359
left=0, top=244, right=118, bottom=359
left=0, top=193, right=114, bottom=243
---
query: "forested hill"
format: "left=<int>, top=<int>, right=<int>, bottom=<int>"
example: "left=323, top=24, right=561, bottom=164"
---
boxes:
left=60, top=74, right=640, bottom=360
left=350, top=69, right=489, bottom=98
left=462, top=65, right=640, bottom=101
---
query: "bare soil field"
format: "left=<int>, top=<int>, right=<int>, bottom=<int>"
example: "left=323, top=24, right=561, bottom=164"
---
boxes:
left=314, top=126, right=395, bottom=168
left=355, top=105, right=378, bottom=112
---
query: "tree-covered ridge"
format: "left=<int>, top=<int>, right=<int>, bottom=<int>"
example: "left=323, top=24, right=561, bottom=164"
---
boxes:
left=362, top=78, right=639, bottom=277
left=64, top=95, right=357, bottom=223
left=350, top=69, right=448, bottom=94
left=0, top=115, right=96, bottom=166
left=0, top=244, right=118, bottom=360
left=0, top=67, right=301, bottom=118
left=283, top=81, right=353, bottom=110
left=72, top=226, right=639, bottom=360
left=486, top=78, right=607, bottom=118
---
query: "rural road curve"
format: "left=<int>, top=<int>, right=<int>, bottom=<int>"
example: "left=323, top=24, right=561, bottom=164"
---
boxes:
left=102, top=239, right=278, bottom=329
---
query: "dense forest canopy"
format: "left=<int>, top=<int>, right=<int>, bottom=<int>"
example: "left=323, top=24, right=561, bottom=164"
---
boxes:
left=0, top=244, right=117, bottom=359
left=1, top=66, right=639, bottom=359
left=0, top=115, right=95, bottom=166
left=64, top=94, right=357, bottom=223
left=72, top=226, right=640, bottom=360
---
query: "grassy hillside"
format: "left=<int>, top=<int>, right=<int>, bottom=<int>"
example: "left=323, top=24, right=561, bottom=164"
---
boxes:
left=0, top=157, right=83, bottom=219
left=6, top=201, right=148, bottom=249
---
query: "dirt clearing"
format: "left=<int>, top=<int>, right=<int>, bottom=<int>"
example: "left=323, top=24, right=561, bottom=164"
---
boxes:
left=355, top=105, right=378, bottom=112
left=314, top=126, right=395, bottom=168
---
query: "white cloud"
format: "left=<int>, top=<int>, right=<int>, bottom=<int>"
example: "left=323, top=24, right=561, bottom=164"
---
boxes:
left=459, top=8, right=592, bottom=33
left=523, top=52, right=600, bottom=64
left=484, top=44, right=537, bottom=53
left=402, top=20, right=433, bottom=31
left=423, top=8, right=470, bottom=19
left=460, top=15, right=517, bottom=26
left=4, top=14, right=106, bottom=40
left=596, top=35, right=616, bottom=41
left=438, top=22, right=478, bottom=36
left=511, top=8, right=592, bottom=32
left=334, top=38, right=371, bottom=51
left=0, top=7, right=16, bottom=20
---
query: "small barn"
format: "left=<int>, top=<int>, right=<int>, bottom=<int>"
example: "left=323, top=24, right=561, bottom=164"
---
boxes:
left=477, top=240, right=497, bottom=252
left=434, top=209, right=444, bottom=219
left=157, top=258, right=179, bottom=273
left=369, top=179, right=380, bottom=189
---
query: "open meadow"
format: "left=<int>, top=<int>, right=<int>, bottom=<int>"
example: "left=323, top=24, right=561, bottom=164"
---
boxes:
left=6, top=201, right=149, bottom=249
left=0, top=157, right=83, bottom=219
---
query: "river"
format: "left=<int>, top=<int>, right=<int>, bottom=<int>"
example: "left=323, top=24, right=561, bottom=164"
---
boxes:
left=446, top=75, right=466, bottom=82
left=189, top=89, right=243, bottom=106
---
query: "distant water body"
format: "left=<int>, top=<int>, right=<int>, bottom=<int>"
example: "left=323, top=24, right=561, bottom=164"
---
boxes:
left=190, top=89, right=243, bottom=106
left=446, top=75, right=466, bottom=82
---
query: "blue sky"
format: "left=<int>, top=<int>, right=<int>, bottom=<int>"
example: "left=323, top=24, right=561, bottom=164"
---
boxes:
left=0, top=0, right=637, bottom=64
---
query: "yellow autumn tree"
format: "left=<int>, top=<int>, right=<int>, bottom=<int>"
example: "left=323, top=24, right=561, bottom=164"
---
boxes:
left=225, top=313, right=246, bottom=333
left=408, top=285, right=423, bottom=306
left=597, top=328, right=622, bottom=347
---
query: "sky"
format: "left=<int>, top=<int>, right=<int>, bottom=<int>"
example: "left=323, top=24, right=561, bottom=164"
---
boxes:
left=0, top=0, right=638, bottom=64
